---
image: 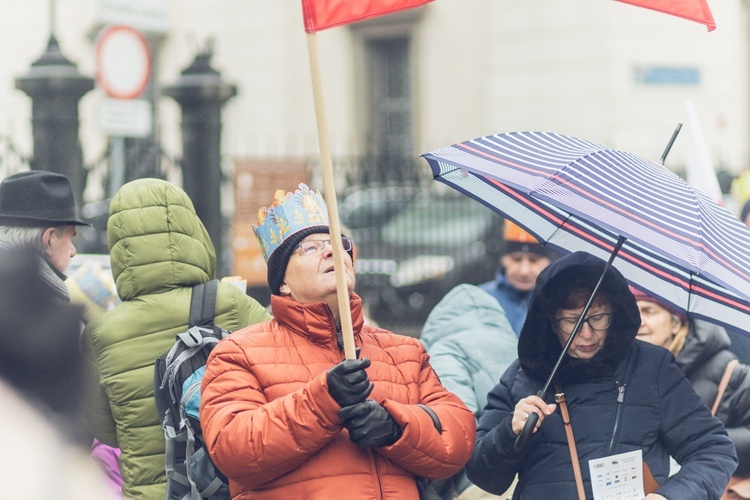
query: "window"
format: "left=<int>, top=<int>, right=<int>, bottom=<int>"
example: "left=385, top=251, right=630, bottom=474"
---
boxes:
left=367, top=37, right=412, bottom=160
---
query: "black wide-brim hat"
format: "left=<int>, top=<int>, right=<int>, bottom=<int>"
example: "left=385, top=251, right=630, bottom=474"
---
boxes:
left=0, top=171, right=90, bottom=227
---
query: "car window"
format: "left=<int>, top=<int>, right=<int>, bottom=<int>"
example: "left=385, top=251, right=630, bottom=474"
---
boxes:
left=340, top=187, right=418, bottom=229
left=381, top=197, right=494, bottom=246
left=344, top=200, right=402, bottom=229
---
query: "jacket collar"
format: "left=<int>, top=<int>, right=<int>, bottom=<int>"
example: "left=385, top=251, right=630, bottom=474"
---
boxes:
left=676, top=320, right=731, bottom=375
left=271, top=293, right=365, bottom=345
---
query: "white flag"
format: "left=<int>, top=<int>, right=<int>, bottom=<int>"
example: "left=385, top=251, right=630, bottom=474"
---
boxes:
left=685, top=100, right=724, bottom=205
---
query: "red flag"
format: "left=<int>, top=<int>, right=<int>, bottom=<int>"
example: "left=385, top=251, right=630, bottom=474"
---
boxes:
left=615, top=0, right=716, bottom=31
left=302, top=0, right=434, bottom=33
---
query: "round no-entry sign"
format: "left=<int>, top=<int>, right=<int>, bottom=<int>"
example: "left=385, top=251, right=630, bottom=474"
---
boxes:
left=96, top=26, right=151, bottom=99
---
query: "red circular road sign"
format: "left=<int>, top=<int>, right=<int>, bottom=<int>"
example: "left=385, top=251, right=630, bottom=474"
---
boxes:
left=96, top=26, right=151, bottom=99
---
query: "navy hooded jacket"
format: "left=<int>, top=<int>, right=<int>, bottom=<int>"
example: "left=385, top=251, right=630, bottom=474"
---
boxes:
left=466, top=252, right=737, bottom=499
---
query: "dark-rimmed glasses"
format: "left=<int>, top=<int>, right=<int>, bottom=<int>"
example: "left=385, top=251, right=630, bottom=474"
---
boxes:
left=295, top=236, right=353, bottom=257
left=553, top=311, right=613, bottom=335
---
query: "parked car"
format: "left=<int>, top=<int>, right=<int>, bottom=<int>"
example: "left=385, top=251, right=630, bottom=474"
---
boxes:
left=340, top=185, right=503, bottom=333
left=338, top=185, right=422, bottom=245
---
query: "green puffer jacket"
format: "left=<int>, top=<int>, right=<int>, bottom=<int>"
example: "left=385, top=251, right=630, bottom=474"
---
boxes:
left=82, top=178, right=271, bottom=499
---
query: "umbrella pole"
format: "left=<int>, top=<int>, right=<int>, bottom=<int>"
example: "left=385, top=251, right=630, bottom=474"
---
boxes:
left=660, top=123, right=682, bottom=165
left=514, top=236, right=627, bottom=452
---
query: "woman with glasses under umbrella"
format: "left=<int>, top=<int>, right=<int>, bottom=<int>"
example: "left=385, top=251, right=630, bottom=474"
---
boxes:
left=200, top=183, right=476, bottom=500
left=633, top=288, right=750, bottom=479
left=466, top=251, right=737, bottom=499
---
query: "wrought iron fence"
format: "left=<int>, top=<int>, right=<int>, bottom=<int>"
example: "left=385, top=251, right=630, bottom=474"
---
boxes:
left=75, top=137, right=180, bottom=254
left=335, top=155, right=504, bottom=337
left=0, top=135, right=31, bottom=178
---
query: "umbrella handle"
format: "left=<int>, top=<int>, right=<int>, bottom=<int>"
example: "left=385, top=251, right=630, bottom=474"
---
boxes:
left=514, top=410, right=540, bottom=452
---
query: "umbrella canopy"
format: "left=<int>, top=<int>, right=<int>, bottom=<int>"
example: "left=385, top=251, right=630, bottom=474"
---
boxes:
left=421, top=131, right=750, bottom=334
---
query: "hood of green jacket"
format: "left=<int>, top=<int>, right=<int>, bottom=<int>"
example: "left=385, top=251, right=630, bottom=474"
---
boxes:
left=107, top=178, right=215, bottom=301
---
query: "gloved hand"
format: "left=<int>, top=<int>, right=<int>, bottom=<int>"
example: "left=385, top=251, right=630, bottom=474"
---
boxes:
left=339, top=399, right=403, bottom=448
left=326, top=357, right=373, bottom=408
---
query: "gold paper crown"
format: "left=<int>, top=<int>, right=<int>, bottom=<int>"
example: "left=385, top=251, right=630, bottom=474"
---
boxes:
left=252, top=183, right=329, bottom=262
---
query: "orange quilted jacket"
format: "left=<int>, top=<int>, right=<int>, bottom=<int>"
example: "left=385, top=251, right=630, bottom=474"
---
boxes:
left=200, top=293, right=476, bottom=500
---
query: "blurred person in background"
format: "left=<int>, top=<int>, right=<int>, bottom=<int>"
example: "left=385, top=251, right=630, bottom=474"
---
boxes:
left=200, top=183, right=476, bottom=499
left=732, top=199, right=750, bottom=364
left=82, top=178, right=270, bottom=499
left=66, top=257, right=124, bottom=498
left=0, top=171, right=124, bottom=494
left=479, top=221, right=559, bottom=335
left=741, top=199, right=750, bottom=227
left=421, top=284, right=517, bottom=499
left=0, top=246, right=115, bottom=499
left=0, top=170, right=89, bottom=303
left=632, top=287, right=750, bottom=477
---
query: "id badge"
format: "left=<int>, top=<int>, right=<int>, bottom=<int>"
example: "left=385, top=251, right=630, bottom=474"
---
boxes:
left=588, top=449, right=645, bottom=499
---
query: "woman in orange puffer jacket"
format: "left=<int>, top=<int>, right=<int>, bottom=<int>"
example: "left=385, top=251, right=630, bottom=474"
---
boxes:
left=201, top=184, right=476, bottom=499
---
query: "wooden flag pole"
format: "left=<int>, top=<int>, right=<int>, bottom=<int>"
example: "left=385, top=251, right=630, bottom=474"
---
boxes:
left=305, top=31, right=357, bottom=361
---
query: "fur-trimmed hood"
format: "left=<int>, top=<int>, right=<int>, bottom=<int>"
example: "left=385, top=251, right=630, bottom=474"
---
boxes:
left=518, top=251, right=641, bottom=384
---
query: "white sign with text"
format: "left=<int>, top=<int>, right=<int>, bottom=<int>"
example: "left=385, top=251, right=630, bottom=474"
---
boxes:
left=589, top=449, right=645, bottom=500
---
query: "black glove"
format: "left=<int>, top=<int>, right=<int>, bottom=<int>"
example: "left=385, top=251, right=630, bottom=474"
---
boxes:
left=326, top=357, right=373, bottom=408
left=339, top=399, right=403, bottom=448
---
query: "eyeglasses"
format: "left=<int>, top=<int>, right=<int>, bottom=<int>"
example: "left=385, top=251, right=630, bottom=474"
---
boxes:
left=553, top=312, right=613, bottom=335
left=295, top=236, right=353, bottom=257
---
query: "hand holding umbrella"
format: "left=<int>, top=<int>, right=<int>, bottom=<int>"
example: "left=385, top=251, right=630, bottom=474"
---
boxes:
left=512, top=396, right=556, bottom=437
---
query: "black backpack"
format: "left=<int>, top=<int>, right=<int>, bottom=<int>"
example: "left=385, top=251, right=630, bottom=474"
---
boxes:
left=154, top=280, right=231, bottom=500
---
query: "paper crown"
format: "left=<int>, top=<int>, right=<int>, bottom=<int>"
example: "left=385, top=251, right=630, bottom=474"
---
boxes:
left=253, top=183, right=329, bottom=262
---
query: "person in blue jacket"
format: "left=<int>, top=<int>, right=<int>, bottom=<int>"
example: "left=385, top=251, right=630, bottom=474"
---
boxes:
left=421, top=284, right=518, bottom=499
left=466, top=251, right=737, bottom=499
left=479, top=221, right=559, bottom=336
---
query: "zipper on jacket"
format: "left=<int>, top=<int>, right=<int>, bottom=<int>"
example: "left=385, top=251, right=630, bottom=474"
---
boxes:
left=607, top=383, right=626, bottom=455
left=369, top=448, right=384, bottom=500
left=323, top=304, right=344, bottom=353
left=335, top=326, right=344, bottom=352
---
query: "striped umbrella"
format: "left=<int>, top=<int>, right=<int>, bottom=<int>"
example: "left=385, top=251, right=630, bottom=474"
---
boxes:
left=421, top=131, right=750, bottom=333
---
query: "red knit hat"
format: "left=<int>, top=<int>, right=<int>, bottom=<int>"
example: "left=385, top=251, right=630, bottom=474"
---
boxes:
left=628, top=286, right=686, bottom=322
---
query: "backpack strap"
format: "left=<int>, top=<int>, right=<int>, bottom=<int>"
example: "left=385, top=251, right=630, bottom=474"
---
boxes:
left=156, top=280, right=219, bottom=438
left=189, top=280, right=219, bottom=328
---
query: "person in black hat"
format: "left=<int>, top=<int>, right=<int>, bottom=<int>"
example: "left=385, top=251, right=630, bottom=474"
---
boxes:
left=0, top=171, right=89, bottom=302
